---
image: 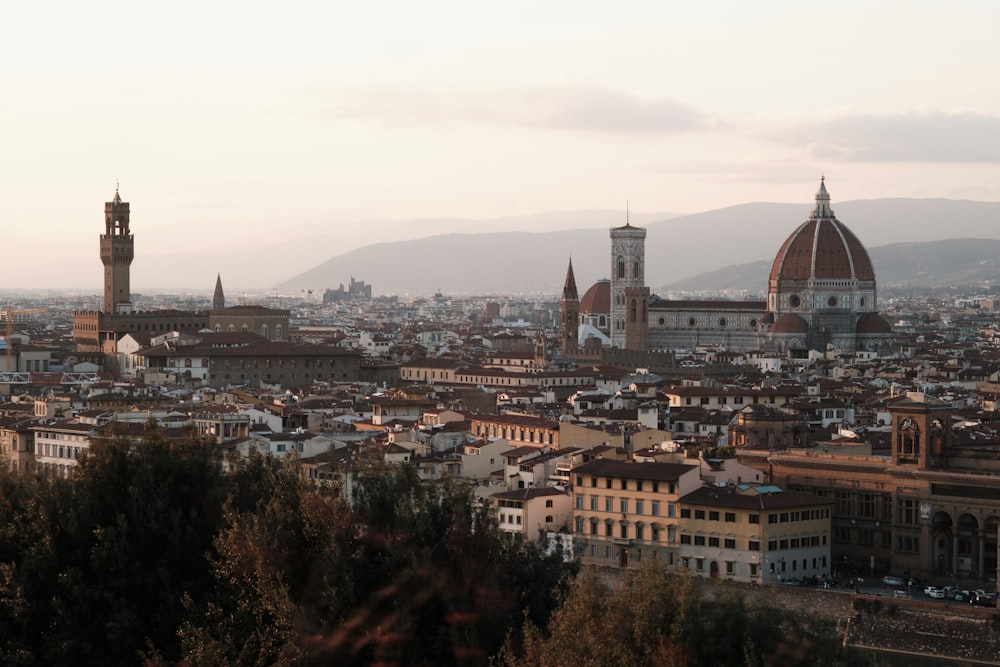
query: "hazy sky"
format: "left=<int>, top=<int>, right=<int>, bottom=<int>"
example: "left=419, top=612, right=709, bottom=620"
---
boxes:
left=3, top=1, right=1000, bottom=289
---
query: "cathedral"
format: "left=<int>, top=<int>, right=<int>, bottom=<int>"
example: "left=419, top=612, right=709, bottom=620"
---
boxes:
left=562, top=179, right=895, bottom=357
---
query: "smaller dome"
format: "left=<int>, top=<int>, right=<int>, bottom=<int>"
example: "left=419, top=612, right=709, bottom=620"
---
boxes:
left=857, top=313, right=893, bottom=334
left=771, top=313, right=809, bottom=334
left=580, top=279, right=611, bottom=315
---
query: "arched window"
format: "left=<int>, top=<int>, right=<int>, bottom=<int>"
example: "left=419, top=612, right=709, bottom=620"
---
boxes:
left=617, top=256, right=625, bottom=279
left=275, top=325, right=283, bottom=339
left=630, top=299, right=637, bottom=322
left=261, top=324, right=268, bottom=338
left=228, top=324, right=235, bottom=333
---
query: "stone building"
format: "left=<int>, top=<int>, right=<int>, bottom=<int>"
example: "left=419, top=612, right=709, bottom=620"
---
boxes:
left=740, top=394, right=1000, bottom=582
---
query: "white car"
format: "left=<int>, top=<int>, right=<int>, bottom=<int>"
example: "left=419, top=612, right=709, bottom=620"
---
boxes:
left=927, top=588, right=946, bottom=599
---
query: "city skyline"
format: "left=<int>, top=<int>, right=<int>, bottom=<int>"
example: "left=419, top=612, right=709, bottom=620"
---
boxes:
left=3, top=2, right=1000, bottom=290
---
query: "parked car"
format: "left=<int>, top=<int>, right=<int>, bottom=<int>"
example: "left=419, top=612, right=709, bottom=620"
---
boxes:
left=926, top=588, right=946, bottom=599
left=951, top=590, right=969, bottom=602
left=882, top=576, right=906, bottom=587
left=971, top=593, right=998, bottom=607
left=923, top=585, right=940, bottom=595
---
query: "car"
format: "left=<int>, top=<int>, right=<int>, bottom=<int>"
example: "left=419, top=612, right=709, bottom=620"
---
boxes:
left=971, top=593, right=997, bottom=607
left=924, top=585, right=940, bottom=595
left=951, top=590, right=968, bottom=602
left=782, top=578, right=802, bottom=586
left=882, top=576, right=905, bottom=587
left=926, top=587, right=946, bottom=599
left=893, top=589, right=908, bottom=599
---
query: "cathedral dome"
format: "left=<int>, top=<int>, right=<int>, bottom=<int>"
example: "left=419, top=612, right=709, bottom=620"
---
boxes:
left=770, top=313, right=809, bottom=334
left=580, top=279, right=611, bottom=315
left=769, top=179, right=875, bottom=284
left=857, top=312, right=893, bottom=334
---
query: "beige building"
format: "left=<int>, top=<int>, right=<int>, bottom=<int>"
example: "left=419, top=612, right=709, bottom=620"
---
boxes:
left=678, top=484, right=832, bottom=583
left=493, top=486, right=573, bottom=540
left=572, top=459, right=702, bottom=568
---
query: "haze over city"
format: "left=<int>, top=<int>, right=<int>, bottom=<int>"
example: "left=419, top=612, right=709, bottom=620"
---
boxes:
left=4, top=1, right=1000, bottom=291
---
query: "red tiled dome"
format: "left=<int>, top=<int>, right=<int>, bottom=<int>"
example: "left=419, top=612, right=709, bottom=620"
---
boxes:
left=769, top=180, right=875, bottom=283
left=857, top=312, right=892, bottom=334
left=770, top=313, right=809, bottom=334
left=580, top=279, right=611, bottom=315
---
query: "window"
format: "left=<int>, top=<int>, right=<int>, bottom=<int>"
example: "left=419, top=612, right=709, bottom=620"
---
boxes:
left=694, top=509, right=705, bottom=520
left=636, top=480, right=644, bottom=492
left=708, top=537, right=719, bottom=547
left=605, top=497, right=613, bottom=512
left=749, top=514, right=760, bottom=524
left=709, top=511, right=720, bottom=521
left=635, top=524, right=644, bottom=541
left=576, top=476, right=583, bottom=486
left=576, top=495, right=583, bottom=510
left=680, top=534, right=692, bottom=545
left=768, top=514, right=778, bottom=524
left=694, top=535, right=706, bottom=546
left=575, top=517, right=584, bottom=534
left=724, top=538, right=736, bottom=549
left=748, top=540, right=760, bottom=551
left=605, top=478, right=612, bottom=488
left=591, top=477, right=598, bottom=487
left=680, top=508, right=691, bottom=519
left=605, top=522, right=613, bottom=537
left=635, top=500, right=644, bottom=515
left=590, top=496, right=598, bottom=511
left=620, top=524, right=628, bottom=539
left=651, top=501, right=660, bottom=516
left=726, top=561, right=734, bottom=575
left=725, top=512, right=736, bottom=523
left=620, top=498, right=628, bottom=514
left=545, top=500, right=553, bottom=508
left=620, top=479, right=627, bottom=490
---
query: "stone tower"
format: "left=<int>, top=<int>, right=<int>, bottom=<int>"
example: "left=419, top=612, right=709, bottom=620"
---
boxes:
left=561, top=258, right=580, bottom=356
left=610, top=221, right=648, bottom=350
left=100, top=187, right=134, bottom=313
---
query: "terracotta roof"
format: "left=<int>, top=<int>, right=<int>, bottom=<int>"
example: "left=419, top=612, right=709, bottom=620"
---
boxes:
left=580, top=280, right=611, bottom=315
left=857, top=312, right=893, bottom=334
left=571, top=459, right=697, bottom=481
left=769, top=180, right=875, bottom=283
left=770, top=313, right=809, bottom=335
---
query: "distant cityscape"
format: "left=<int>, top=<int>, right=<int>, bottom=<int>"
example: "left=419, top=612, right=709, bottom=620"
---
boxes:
left=2, top=183, right=1000, bottom=661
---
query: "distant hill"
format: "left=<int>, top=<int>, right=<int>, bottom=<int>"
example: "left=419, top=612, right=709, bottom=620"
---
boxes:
left=663, top=238, right=1000, bottom=295
left=277, top=198, right=1000, bottom=296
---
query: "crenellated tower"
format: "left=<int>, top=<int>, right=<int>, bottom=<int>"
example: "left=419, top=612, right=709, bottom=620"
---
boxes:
left=100, top=187, right=134, bottom=313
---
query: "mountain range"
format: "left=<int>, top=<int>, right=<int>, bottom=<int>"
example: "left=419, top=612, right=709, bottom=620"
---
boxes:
left=277, top=199, right=1000, bottom=297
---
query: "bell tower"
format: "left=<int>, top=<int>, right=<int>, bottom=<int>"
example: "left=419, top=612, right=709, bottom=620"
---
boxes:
left=891, top=393, right=951, bottom=469
left=100, top=187, right=134, bottom=313
left=610, top=219, right=647, bottom=350
left=561, top=258, right=580, bottom=356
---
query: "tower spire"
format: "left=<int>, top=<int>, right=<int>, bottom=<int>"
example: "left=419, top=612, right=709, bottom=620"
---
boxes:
left=213, top=273, right=226, bottom=310
left=562, top=258, right=579, bottom=301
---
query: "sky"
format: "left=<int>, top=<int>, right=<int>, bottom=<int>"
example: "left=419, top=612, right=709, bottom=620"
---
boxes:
left=3, top=1, right=1000, bottom=290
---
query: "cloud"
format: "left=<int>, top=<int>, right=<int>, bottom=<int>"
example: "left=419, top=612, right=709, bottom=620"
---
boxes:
left=327, top=84, right=710, bottom=134
left=773, top=111, right=1000, bottom=163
